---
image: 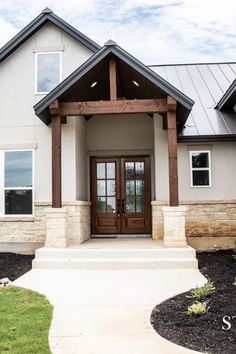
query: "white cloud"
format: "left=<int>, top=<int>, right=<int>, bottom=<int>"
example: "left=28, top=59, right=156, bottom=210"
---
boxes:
left=0, top=0, right=236, bottom=64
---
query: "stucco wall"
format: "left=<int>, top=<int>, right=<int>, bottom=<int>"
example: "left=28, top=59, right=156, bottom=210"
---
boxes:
left=87, top=114, right=154, bottom=151
left=0, top=22, right=93, bottom=203
left=153, top=114, right=236, bottom=202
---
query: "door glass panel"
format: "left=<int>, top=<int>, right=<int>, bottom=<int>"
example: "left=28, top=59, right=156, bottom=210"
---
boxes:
left=97, top=180, right=106, bottom=196
left=97, top=163, right=105, bottom=179
left=136, top=180, right=144, bottom=195
left=107, top=197, right=116, bottom=213
left=126, top=180, right=135, bottom=196
left=97, top=197, right=106, bottom=213
left=125, top=162, right=135, bottom=178
left=135, top=162, right=144, bottom=178
left=126, top=196, right=135, bottom=212
left=107, top=180, right=115, bottom=196
left=136, top=195, right=144, bottom=212
left=107, top=163, right=115, bottom=178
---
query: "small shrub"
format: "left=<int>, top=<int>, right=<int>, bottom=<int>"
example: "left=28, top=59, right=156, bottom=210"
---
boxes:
left=187, top=301, right=209, bottom=316
left=187, top=282, right=215, bottom=300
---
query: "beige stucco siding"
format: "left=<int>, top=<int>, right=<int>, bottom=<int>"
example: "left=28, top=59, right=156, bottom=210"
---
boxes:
left=87, top=114, right=154, bottom=151
left=0, top=22, right=93, bottom=203
left=178, top=142, right=236, bottom=201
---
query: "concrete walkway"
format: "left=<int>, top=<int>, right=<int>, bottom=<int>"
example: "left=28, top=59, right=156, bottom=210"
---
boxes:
left=15, top=268, right=206, bottom=354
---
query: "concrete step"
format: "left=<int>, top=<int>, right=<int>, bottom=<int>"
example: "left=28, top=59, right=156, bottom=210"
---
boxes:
left=33, top=246, right=198, bottom=269
left=35, top=247, right=196, bottom=259
left=32, top=257, right=198, bottom=270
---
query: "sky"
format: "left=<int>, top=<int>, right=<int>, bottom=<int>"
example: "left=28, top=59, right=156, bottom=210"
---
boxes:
left=0, top=0, right=236, bottom=65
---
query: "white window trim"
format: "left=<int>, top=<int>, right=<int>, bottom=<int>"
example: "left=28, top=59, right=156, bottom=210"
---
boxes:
left=0, top=149, right=34, bottom=217
left=190, top=150, right=212, bottom=188
left=35, top=51, right=62, bottom=95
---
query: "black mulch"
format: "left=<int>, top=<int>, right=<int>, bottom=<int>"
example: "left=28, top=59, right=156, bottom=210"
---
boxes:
left=151, top=250, right=236, bottom=354
left=0, top=253, right=34, bottom=281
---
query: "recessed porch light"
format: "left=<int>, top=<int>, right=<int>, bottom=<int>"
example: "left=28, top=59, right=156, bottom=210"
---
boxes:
left=132, top=80, right=139, bottom=87
left=91, top=81, right=98, bottom=88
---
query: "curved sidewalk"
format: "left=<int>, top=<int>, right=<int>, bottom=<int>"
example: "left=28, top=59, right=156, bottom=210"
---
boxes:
left=15, top=268, right=206, bottom=354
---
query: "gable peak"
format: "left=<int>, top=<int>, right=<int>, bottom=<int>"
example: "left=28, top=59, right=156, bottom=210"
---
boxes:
left=42, top=7, right=53, bottom=14
left=104, top=39, right=117, bottom=46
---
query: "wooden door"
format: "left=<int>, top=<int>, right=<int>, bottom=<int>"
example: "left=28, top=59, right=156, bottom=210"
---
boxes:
left=91, top=156, right=151, bottom=234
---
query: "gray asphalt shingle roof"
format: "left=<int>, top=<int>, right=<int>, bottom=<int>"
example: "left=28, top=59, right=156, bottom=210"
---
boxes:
left=150, top=63, right=236, bottom=137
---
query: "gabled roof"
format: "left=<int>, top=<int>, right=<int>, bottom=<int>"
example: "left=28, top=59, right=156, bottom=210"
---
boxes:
left=0, top=8, right=100, bottom=63
left=216, top=79, right=236, bottom=111
left=34, top=41, right=194, bottom=125
left=151, top=62, right=236, bottom=139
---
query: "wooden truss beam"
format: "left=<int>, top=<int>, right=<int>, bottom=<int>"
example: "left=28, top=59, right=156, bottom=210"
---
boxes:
left=109, top=58, right=117, bottom=101
left=57, top=99, right=167, bottom=116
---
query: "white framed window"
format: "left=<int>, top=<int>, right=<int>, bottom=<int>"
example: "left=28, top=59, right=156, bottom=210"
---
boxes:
left=35, top=52, right=62, bottom=94
left=190, top=150, right=212, bottom=187
left=0, top=150, right=34, bottom=216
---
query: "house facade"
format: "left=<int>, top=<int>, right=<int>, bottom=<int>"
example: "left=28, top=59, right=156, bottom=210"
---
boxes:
left=0, top=8, right=236, bottom=254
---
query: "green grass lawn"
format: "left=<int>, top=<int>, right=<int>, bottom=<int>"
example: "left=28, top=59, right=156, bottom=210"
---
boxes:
left=0, top=286, right=53, bottom=354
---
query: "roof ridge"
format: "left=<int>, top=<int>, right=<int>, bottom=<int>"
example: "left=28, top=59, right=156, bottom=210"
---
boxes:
left=149, top=61, right=236, bottom=67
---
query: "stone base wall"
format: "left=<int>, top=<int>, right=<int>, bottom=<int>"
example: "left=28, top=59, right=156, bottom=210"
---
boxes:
left=0, top=201, right=91, bottom=253
left=152, top=201, right=236, bottom=250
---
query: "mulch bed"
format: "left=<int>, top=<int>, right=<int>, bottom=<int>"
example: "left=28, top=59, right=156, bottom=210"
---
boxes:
left=151, top=250, right=236, bottom=354
left=0, top=253, right=34, bottom=281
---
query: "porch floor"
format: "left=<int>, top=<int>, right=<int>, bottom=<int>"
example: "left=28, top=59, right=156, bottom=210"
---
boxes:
left=72, top=238, right=164, bottom=249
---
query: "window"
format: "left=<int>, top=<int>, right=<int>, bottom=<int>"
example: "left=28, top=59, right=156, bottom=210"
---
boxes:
left=0, top=150, right=33, bottom=215
left=190, top=151, right=211, bottom=187
left=35, top=52, right=61, bottom=94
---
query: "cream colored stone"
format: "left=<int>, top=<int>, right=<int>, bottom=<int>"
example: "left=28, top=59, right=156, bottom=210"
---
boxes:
left=162, top=206, right=187, bottom=248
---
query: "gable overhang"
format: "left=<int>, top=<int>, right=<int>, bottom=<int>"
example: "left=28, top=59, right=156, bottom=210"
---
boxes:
left=216, top=79, right=236, bottom=111
left=0, top=8, right=100, bottom=63
left=34, top=44, right=194, bottom=128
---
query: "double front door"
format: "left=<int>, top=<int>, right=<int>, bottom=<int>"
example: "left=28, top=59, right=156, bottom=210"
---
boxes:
left=91, top=156, right=151, bottom=234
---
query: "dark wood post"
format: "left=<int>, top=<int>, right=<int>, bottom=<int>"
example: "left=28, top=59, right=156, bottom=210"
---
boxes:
left=167, top=96, right=179, bottom=207
left=50, top=101, right=62, bottom=208
left=109, top=58, right=117, bottom=101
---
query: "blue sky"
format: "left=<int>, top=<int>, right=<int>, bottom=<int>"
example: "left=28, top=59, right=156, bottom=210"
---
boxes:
left=0, top=0, right=236, bottom=64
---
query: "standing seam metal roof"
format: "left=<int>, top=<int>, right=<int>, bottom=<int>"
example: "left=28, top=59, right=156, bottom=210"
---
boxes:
left=150, top=63, right=236, bottom=136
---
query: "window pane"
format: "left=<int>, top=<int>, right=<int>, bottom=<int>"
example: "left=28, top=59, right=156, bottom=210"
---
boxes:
left=97, top=163, right=105, bottom=179
left=107, top=163, right=115, bottom=178
left=107, top=197, right=116, bottom=213
left=107, top=180, right=115, bottom=196
left=135, top=162, right=144, bottom=178
left=125, top=162, right=135, bottom=178
left=5, top=190, right=32, bottom=215
left=192, top=170, right=210, bottom=186
left=126, top=180, right=135, bottom=196
left=5, top=151, right=32, bottom=188
left=37, top=53, right=60, bottom=93
left=97, top=180, right=106, bottom=196
left=97, top=197, right=106, bottom=213
left=136, top=180, right=144, bottom=195
left=192, top=152, right=209, bottom=168
left=136, top=195, right=144, bottom=212
left=126, top=196, right=135, bottom=212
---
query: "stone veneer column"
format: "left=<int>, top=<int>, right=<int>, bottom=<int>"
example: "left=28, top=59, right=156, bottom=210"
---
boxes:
left=162, top=206, right=187, bottom=247
left=45, top=208, right=68, bottom=248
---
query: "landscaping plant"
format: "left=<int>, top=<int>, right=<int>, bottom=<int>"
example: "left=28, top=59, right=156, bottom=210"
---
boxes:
left=186, top=301, right=209, bottom=316
left=187, top=281, right=215, bottom=300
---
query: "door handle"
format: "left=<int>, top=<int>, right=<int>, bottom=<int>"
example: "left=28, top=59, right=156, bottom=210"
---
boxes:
left=117, top=199, right=121, bottom=216
left=121, top=199, right=125, bottom=214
